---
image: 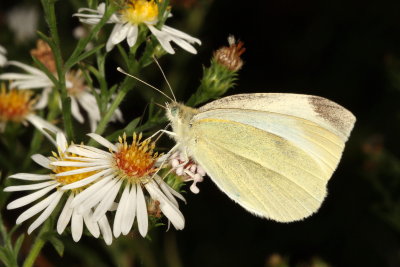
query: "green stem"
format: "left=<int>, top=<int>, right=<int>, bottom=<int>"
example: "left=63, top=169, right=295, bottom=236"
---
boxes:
left=21, top=220, right=51, bottom=267
left=41, top=0, right=74, bottom=140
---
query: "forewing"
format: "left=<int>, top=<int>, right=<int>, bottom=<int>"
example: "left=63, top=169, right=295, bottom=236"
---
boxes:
left=198, top=93, right=356, bottom=142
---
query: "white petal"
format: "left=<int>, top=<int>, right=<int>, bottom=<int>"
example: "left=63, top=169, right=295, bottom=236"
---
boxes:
left=71, top=209, right=84, bottom=242
left=4, top=181, right=57, bottom=192
left=31, top=154, right=51, bottom=169
left=56, top=132, right=68, bottom=152
left=70, top=174, right=114, bottom=207
left=61, top=169, right=113, bottom=190
left=57, top=193, right=74, bottom=234
left=106, top=24, right=122, bottom=51
left=55, top=165, right=107, bottom=176
left=75, top=144, right=112, bottom=157
left=27, top=114, right=62, bottom=146
left=70, top=96, right=85, bottom=123
left=34, top=87, right=51, bottom=110
left=121, top=184, right=136, bottom=235
left=155, top=176, right=186, bottom=204
left=111, top=23, right=130, bottom=45
left=27, top=191, right=63, bottom=234
left=7, top=184, right=58, bottom=210
left=98, top=215, right=113, bottom=245
left=161, top=25, right=201, bottom=45
left=145, top=181, right=185, bottom=230
left=83, top=209, right=100, bottom=238
left=8, top=173, right=52, bottom=181
left=51, top=161, right=108, bottom=167
left=127, top=25, right=138, bottom=47
left=148, top=25, right=175, bottom=54
left=136, top=185, right=148, bottom=237
left=67, top=145, right=110, bottom=159
left=113, top=184, right=130, bottom=237
left=92, top=179, right=122, bottom=221
left=16, top=190, right=60, bottom=224
left=169, top=35, right=197, bottom=54
left=87, top=133, right=117, bottom=151
left=77, top=178, right=118, bottom=214
left=7, top=61, right=46, bottom=76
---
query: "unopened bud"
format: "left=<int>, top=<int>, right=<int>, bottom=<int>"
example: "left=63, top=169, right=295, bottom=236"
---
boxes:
left=213, top=35, right=245, bottom=71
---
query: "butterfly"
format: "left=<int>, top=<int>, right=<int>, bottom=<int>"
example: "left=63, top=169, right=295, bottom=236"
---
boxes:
left=117, top=67, right=356, bottom=222
left=165, top=93, right=355, bottom=222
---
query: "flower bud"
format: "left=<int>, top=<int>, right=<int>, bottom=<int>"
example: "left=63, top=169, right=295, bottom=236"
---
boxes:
left=213, top=35, right=245, bottom=71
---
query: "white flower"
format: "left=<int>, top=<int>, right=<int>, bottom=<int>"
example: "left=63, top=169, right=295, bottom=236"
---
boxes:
left=74, top=1, right=201, bottom=54
left=51, top=133, right=185, bottom=238
left=0, top=84, right=61, bottom=144
left=0, top=62, right=123, bottom=131
left=4, top=132, right=113, bottom=245
left=0, top=45, right=7, bottom=67
left=6, top=5, right=39, bottom=44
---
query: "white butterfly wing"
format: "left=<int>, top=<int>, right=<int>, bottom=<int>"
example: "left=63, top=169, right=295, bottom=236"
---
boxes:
left=187, top=94, right=355, bottom=222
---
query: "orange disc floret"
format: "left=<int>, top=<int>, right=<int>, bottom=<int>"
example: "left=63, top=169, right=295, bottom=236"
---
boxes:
left=114, top=132, right=159, bottom=181
left=0, top=84, right=35, bottom=123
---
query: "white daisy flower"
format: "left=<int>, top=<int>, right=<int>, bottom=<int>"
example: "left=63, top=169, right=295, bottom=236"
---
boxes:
left=4, top=132, right=113, bottom=245
left=6, top=5, right=39, bottom=44
left=51, top=132, right=185, bottom=238
left=74, top=1, right=201, bottom=54
left=0, top=62, right=124, bottom=131
left=0, top=83, right=61, bottom=144
left=0, top=45, right=7, bottom=67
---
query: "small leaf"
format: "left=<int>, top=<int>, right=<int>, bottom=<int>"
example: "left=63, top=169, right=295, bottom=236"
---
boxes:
left=44, top=234, right=64, bottom=257
left=13, top=234, right=25, bottom=256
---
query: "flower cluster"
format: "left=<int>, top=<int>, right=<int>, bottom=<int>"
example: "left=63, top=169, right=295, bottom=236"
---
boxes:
left=0, top=0, right=244, bottom=251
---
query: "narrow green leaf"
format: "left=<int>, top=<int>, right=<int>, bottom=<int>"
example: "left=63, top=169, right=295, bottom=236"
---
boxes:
left=65, top=44, right=104, bottom=70
left=13, top=234, right=25, bottom=256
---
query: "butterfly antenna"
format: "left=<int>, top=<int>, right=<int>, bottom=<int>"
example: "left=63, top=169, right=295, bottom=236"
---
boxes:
left=117, top=67, right=174, bottom=102
left=152, top=56, right=176, bottom=102
left=154, top=102, right=167, bottom=110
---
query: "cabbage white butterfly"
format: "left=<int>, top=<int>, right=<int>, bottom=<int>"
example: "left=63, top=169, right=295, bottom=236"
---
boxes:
left=165, top=93, right=355, bottom=222
left=117, top=68, right=355, bottom=222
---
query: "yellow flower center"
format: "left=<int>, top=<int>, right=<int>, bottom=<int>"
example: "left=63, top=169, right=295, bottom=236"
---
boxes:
left=120, top=0, right=159, bottom=25
left=0, top=85, right=35, bottom=123
left=51, top=151, right=96, bottom=187
left=113, top=132, right=159, bottom=183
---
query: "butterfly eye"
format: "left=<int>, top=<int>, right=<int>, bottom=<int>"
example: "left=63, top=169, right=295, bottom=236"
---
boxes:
left=170, top=106, right=179, bottom=117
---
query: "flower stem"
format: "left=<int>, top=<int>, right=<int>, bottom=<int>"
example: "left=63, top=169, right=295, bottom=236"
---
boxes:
left=21, top=219, right=51, bottom=267
left=41, top=0, right=74, bottom=140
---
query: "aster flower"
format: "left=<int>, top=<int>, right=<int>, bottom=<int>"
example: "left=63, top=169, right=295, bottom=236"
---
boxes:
left=74, top=1, right=201, bottom=54
left=51, top=133, right=185, bottom=238
left=0, top=41, right=123, bottom=130
left=0, top=83, right=61, bottom=144
left=0, top=45, right=7, bottom=67
left=4, top=132, right=113, bottom=245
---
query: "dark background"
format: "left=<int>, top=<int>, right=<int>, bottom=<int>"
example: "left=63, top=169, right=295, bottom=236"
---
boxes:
left=2, top=0, right=400, bottom=266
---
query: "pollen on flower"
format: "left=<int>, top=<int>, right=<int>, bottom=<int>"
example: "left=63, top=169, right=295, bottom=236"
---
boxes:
left=0, top=84, right=35, bottom=123
left=120, top=0, right=159, bottom=25
left=113, top=132, right=159, bottom=182
left=30, top=39, right=56, bottom=73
